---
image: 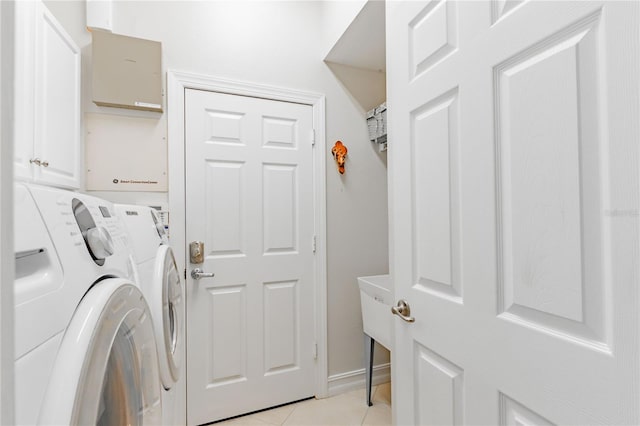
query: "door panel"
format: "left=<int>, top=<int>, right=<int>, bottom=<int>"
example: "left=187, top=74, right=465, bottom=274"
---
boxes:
left=185, top=89, right=315, bottom=425
left=33, top=1, right=80, bottom=188
left=388, top=1, right=639, bottom=425
left=409, top=0, right=457, bottom=80
left=499, top=393, right=554, bottom=426
left=494, top=11, right=607, bottom=344
left=263, top=164, right=298, bottom=254
left=205, top=160, right=246, bottom=257
left=207, top=285, right=247, bottom=386
left=414, top=344, right=464, bottom=426
left=263, top=280, right=299, bottom=373
left=412, top=88, right=462, bottom=302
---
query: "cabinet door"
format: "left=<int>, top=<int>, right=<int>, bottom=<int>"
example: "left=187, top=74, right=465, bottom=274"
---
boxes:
left=33, top=1, right=81, bottom=189
left=13, top=1, right=36, bottom=181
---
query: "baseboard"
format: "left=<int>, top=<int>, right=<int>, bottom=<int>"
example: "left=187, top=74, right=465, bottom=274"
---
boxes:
left=326, top=363, right=390, bottom=397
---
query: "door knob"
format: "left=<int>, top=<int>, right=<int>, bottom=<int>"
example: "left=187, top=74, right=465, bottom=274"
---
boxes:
left=392, top=299, right=415, bottom=323
left=191, top=268, right=215, bottom=280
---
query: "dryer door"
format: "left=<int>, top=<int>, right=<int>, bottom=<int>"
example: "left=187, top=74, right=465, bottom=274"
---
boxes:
left=38, top=278, right=162, bottom=425
left=152, top=245, right=183, bottom=388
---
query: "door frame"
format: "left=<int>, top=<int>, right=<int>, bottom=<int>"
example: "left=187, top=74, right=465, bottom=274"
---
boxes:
left=0, top=1, right=16, bottom=423
left=167, top=70, right=329, bottom=399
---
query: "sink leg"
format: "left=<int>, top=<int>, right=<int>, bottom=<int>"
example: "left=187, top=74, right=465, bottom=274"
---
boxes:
left=364, top=333, right=374, bottom=407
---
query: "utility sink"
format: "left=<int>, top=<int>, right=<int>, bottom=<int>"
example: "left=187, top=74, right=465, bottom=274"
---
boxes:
left=358, top=274, right=393, bottom=350
left=358, top=274, right=392, bottom=406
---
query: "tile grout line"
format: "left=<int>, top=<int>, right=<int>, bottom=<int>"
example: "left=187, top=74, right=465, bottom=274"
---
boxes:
left=360, top=385, right=376, bottom=425
left=279, top=402, right=297, bottom=425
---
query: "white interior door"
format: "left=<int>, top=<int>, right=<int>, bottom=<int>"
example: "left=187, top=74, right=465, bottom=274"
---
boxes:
left=185, top=89, right=316, bottom=425
left=387, top=1, right=639, bottom=424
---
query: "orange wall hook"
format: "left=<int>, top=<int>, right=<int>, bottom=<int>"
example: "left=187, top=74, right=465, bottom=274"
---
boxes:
left=331, top=141, right=348, bottom=174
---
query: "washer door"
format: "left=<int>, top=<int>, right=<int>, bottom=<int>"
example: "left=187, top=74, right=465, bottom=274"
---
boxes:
left=152, top=245, right=183, bottom=388
left=38, top=278, right=162, bottom=425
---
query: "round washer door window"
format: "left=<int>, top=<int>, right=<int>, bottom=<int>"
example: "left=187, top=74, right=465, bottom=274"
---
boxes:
left=38, top=279, right=162, bottom=425
left=153, top=244, right=183, bottom=388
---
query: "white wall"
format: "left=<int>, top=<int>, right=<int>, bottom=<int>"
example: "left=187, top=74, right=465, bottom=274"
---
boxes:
left=45, top=0, right=389, bottom=383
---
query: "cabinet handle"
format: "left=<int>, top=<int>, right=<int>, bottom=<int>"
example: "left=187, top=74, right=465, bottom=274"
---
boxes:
left=41, top=160, right=49, bottom=167
left=29, top=158, right=41, bottom=166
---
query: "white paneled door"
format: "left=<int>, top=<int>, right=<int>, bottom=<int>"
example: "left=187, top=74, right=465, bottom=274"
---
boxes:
left=387, top=1, right=638, bottom=425
left=185, top=89, right=316, bottom=425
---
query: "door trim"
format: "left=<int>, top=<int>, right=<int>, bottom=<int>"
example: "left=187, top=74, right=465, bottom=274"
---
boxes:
left=0, top=1, right=16, bottom=423
left=167, top=70, right=329, bottom=399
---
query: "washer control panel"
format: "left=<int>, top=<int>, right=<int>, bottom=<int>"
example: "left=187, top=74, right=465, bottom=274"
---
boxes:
left=72, top=198, right=110, bottom=265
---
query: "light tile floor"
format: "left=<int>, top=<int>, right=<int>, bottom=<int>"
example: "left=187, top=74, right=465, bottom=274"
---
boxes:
left=215, top=383, right=392, bottom=426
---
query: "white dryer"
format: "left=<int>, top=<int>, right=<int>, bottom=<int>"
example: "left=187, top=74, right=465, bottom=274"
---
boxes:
left=115, top=204, right=185, bottom=425
left=14, top=184, right=162, bottom=425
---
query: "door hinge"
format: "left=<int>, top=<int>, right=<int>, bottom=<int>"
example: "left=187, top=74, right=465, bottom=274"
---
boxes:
left=310, top=129, right=316, bottom=146
left=313, top=342, right=318, bottom=360
left=184, top=268, right=187, bottom=280
left=312, top=235, right=317, bottom=253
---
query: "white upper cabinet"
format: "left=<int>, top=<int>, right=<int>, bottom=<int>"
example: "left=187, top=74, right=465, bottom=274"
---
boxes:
left=15, top=1, right=81, bottom=190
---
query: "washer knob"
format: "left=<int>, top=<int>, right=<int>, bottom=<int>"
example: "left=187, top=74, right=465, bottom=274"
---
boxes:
left=156, top=221, right=166, bottom=237
left=85, top=226, right=114, bottom=259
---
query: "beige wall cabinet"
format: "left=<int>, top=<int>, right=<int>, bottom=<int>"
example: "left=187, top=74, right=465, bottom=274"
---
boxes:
left=92, top=31, right=162, bottom=112
left=14, top=0, right=81, bottom=190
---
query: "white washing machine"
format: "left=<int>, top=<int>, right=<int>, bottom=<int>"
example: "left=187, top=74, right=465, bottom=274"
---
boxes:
left=14, top=183, right=162, bottom=425
left=115, top=204, right=185, bottom=425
